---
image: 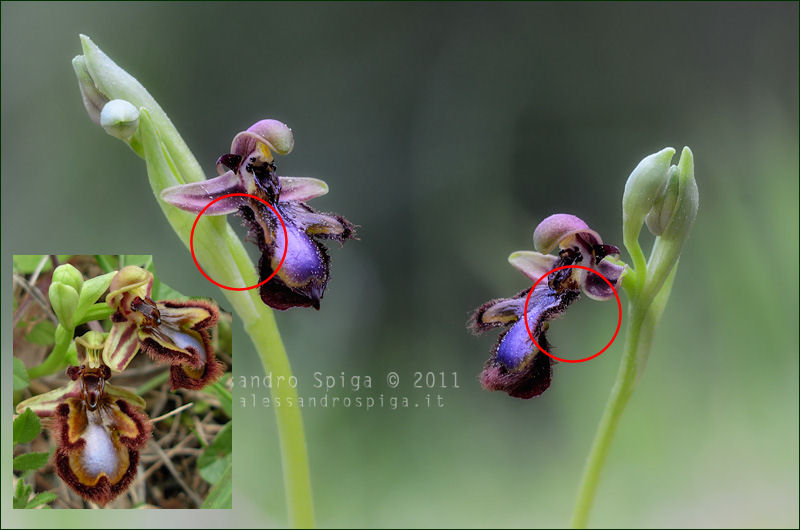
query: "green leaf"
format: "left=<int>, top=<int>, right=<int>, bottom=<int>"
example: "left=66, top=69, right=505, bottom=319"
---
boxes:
left=198, top=421, right=232, bottom=484
left=76, top=302, right=114, bottom=325
left=13, top=479, right=32, bottom=509
left=94, top=254, right=119, bottom=274
left=204, top=381, right=232, bottom=418
left=200, top=453, right=231, bottom=485
left=48, top=282, right=79, bottom=329
left=13, top=358, right=30, bottom=392
left=25, top=320, right=56, bottom=345
left=12, top=255, right=71, bottom=274
left=25, top=491, right=58, bottom=509
left=13, top=408, right=41, bottom=445
left=13, top=451, right=50, bottom=471
left=74, top=271, right=116, bottom=321
left=201, top=460, right=232, bottom=509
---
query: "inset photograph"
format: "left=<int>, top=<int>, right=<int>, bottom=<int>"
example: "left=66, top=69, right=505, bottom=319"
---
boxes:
left=12, top=255, right=232, bottom=509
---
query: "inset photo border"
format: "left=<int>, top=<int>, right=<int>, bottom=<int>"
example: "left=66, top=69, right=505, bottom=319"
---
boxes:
left=12, top=255, right=232, bottom=509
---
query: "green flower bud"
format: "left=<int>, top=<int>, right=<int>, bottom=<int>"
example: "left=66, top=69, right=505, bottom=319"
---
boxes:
left=49, top=282, right=80, bottom=329
left=640, top=146, right=698, bottom=302
left=100, top=99, right=140, bottom=140
left=660, top=146, right=698, bottom=244
left=72, top=55, right=107, bottom=125
left=52, top=264, right=84, bottom=293
left=645, top=165, right=679, bottom=236
left=622, top=147, right=675, bottom=244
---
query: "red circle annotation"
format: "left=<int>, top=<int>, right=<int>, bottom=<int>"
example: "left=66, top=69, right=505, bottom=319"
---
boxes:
left=523, top=264, right=622, bottom=363
left=189, top=192, right=288, bottom=291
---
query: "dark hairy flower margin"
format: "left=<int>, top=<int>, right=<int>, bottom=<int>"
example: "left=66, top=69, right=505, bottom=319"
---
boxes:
left=161, top=119, right=356, bottom=310
left=468, top=214, right=624, bottom=399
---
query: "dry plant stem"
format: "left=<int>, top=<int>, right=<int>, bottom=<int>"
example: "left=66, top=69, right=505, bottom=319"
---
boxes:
left=149, top=440, right=203, bottom=507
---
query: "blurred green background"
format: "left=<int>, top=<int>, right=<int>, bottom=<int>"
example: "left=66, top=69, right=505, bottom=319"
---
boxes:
left=2, top=2, right=797, bottom=528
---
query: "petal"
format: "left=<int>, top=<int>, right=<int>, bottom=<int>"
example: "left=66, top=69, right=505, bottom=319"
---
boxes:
left=104, top=384, right=146, bottom=410
left=216, top=153, right=242, bottom=175
left=278, top=176, right=329, bottom=202
left=481, top=345, right=553, bottom=399
left=157, top=299, right=219, bottom=330
left=15, top=380, right=82, bottom=417
left=582, top=258, right=625, bottom=301
left=54, top=411, right=133, bottom=505
left=107, top=266, right=153, bottom=315
left=258, top=236, right=328, bottom=310
left=160, top=170, right=247, bottom=215
left=239, top=204, right=330, bottom=310
left=52, top=391, right=151, bottom=506
left=468, top=295, right=525, bottom=333
left=508, top=251, right=559, bottom=282
left=283, top=202, right=356, bottom=241
left=55, top=446, right=138, bottom=506
left=102, top=321, right=141, bottom=372
left=472, top=283, right=580, bottom=400
left=140, top=325, right=210, bottom=367
left=105, top=398, right=152, bottom=450
left=495, top=286, right=576, bottom=369
left=533, top=214, right=602, bottom=254
left=75, top=331, right=106, bottom=369
left=55, top=399, right=88, bottom=448
left=168, top=359, right=224, bottom=391
left=231, top=119, right=294, bottom=158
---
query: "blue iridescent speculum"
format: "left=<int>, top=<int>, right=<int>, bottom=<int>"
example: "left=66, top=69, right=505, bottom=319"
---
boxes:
left=469, top=214, right=625, bottom=399
left=161, top=119, right=356, bottom=310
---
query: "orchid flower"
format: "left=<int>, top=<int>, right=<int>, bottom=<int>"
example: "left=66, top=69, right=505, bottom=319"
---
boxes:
left=469, top=214, right=625, bottom=398
left=102, top=265, right=222, bottom=390
left=15, top=332, right=151, bottom=506
left=161, top=119, right=356, bottom=310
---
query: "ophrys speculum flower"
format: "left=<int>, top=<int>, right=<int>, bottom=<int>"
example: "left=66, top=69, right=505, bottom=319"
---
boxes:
left=103, top=265, right=223, bottom=390
left=162, top=119, right=356, bottom=310
left=16, top=331, right=151, bottom=506
left=470, top=214, right=624, bottom=398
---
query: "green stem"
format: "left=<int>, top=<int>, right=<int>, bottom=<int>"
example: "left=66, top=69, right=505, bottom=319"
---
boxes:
left=570, top=301, right=646, bottom=529
left=570, top=266, right=678, bottom=528
left=136, top=111, right=314, bottom=526
left=136, top=370, right=170, bottom=395
left=27, top=324, right=73, bottom=380
left=244, top=310, right=314, bottom=527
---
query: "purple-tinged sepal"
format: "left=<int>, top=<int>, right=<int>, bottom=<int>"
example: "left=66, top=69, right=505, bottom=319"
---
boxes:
left=161, top=170, right=247, bottom=215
